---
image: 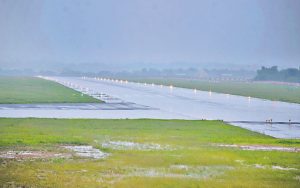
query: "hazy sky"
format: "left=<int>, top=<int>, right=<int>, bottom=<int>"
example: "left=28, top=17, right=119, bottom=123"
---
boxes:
left=0, top=0, right=299, bottom=70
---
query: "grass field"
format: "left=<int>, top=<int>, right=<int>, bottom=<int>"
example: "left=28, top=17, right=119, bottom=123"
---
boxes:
left=0, top=118, right=299, bottom=187
left=0, top=77, right=100, bottom=104
left=125, top=78, right=300, bottom=104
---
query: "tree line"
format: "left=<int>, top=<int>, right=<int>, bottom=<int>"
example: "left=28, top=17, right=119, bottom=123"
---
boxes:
left=255, top=66, right=300, bottom=83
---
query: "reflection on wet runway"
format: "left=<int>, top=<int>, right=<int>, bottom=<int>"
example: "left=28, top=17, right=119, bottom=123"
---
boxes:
left=0, top=76, right=300, bottom=139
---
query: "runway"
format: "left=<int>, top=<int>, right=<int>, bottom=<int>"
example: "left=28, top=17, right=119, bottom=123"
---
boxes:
left=1, top=76, right=300, bottom=138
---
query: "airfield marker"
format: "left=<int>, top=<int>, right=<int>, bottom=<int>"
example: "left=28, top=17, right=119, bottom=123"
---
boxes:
left=170, top=85, right=173, bottom=93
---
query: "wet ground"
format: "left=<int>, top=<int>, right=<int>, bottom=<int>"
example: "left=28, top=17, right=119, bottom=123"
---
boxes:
left=0, top=76, right=300, bottom=138
left=0, top=103, right=154, bottom=110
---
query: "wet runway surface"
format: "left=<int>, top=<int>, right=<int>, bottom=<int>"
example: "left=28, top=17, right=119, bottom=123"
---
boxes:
left=0, top=103, right=154, bottom=110
left=1, top=76, right=300, bottom=138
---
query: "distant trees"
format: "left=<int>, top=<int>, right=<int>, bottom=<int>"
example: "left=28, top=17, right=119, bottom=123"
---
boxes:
left=255, top=66, right=300, bottom=83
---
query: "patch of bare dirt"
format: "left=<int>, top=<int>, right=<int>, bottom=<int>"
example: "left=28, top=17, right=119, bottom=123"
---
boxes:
left=0, top=150, right=70, bottom=159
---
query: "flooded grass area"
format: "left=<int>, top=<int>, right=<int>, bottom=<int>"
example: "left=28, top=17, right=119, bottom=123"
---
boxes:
left=0, top=118, right=300, bottom=187
left=62, top=145, right=109, bottom=159
left=215, top=144, right=300, bottom=152
left=102, top=141, right=174, bottom=151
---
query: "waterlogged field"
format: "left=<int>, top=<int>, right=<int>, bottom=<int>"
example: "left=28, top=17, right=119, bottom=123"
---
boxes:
left=0, top=77, right=100, bottom=104
left=125, top=78, right=300, bottom=104
left=0, top=118, right=300, bottom=187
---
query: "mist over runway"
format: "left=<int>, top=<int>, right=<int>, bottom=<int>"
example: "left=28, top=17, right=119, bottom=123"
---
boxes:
left=1, top=76, right=300, bottom=138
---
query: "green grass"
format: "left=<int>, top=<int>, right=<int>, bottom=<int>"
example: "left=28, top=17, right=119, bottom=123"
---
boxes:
left=125, top=78, right=300, bottom=104
left=0, top=77, right=100, bottom=104
left=0, top=118, right=299, bottom=187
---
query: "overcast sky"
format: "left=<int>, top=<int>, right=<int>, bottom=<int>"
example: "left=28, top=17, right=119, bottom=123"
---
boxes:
left=0, top=0, right=299, bottom=70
